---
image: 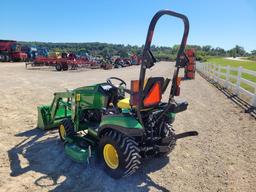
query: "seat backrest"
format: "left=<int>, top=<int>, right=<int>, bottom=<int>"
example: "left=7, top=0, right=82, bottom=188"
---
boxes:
left=142, top=77, right=164, bottom=107
left=130, top=77, right=164, bottom=108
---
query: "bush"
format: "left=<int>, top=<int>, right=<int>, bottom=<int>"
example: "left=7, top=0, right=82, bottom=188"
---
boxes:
left=196, top=51, right=208, bottom=62
left=248, top=56, right=256, bottom=61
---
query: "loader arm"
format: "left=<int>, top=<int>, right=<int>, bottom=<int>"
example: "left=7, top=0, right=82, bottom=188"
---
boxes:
left=49, top=91, right=73, bottom=121
left=37, top=91, right=73, bottom=129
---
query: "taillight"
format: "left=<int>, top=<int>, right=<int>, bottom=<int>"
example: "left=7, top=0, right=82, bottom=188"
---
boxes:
left=131, top=80, right=139, bottom=92
left=174, top=77, right=182, bottom=96
left=176, top=77, right=181, bottom=86
left=175, top=86, right=180, bottom=96
left=130, top=80, right=140, bottom=106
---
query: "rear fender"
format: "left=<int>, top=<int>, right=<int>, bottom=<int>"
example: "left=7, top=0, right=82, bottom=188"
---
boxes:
left=98, top=115, right=144, bottom=137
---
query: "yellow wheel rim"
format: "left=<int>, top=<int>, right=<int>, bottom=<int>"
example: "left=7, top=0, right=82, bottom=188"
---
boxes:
left=59, top=125, right=66, bottom=139
left=103, top=144, right=119, bottom=169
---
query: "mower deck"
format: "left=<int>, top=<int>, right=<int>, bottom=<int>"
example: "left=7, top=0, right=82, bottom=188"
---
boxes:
left=64, top=134, right=96, bottom=163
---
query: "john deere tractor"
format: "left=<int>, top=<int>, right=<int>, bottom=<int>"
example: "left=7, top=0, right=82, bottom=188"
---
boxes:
left=37, top=10, right=198, bottom=179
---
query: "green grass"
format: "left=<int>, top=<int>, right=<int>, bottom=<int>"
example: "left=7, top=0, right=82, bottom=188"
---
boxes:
left=206, top=57, right=256, bottom=93
left=207, top=57, right=256, bottom=71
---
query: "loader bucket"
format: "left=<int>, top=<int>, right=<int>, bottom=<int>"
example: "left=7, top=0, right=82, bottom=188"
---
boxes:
left=37, top=105, right=52, bottom=130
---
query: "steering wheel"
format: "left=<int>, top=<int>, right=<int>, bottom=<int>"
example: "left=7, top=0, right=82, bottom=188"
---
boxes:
left=106, top=77, right=133, bottom=96
left=106, top=77, right=127, bottom=89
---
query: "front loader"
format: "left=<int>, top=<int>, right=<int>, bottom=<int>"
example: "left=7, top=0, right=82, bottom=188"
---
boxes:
left=37, top=9, right=198, bottom=179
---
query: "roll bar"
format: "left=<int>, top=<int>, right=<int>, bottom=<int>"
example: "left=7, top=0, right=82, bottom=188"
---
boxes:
left=137, top=10, right=190, bottom=125
left=143, top=10, right=189, bottom=66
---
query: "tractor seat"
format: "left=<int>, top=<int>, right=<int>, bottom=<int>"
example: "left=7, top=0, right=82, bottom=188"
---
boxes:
left=117, top=98, right=131, bottom=109
left=117, top=77, right=165, bottom=110
left=117, top=97, right=156, bottom=111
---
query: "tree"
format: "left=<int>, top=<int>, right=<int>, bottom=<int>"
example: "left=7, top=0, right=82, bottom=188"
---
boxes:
left=202, top=45, right=212, bottom=52
left=251, top=50, right=256, bottom=56
left=227, top=45, right=246, bottom=57
left=18, top=41, right=249, bottom=61
left=235, top=45, right=246, bottom=56
left=101, top=47, right=110, bottom=57
left=213, top=47, right=226, bottom=56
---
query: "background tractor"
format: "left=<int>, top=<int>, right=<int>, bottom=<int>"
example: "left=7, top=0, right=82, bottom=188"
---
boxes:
left=37, top=9, right=198, bottom=179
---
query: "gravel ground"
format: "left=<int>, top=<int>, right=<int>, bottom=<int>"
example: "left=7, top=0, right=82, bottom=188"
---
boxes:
left=0, top=62, right=255, bottom=192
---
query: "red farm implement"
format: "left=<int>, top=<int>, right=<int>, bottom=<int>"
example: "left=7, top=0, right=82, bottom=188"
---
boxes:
left=26, top=54, right=102, bottom=71
left=184, top=49, right=196, bottom=79
left=0, top=40, right=27, bottom=62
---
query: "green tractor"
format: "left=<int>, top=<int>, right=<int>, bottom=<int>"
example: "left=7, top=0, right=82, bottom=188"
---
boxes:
left=37, top=10, right=198, bottom=179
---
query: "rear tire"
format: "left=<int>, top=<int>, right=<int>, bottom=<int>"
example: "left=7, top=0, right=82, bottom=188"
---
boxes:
left=58, top=118, right=75, bottom=142
left=62, top=63, right=69, bottom=71
left=55, top=63, right=62, bottom=71
left=99, top=131, right=141, bottom=179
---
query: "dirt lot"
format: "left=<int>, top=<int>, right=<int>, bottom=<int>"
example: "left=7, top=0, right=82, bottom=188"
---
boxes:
left=0, top=62, right=255, bottom=192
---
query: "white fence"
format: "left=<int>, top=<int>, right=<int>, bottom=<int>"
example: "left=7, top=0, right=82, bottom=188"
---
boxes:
left=196, top=62, right=256, bottom=107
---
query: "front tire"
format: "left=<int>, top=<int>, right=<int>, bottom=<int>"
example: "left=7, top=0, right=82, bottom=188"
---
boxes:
left=99, top=131, right=141, bottom=179
left=58, top=118, right=75, bottom=142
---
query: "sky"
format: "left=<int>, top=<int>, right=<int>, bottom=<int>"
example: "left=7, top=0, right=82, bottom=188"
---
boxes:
left=1, top=0, right=256, bottom=51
